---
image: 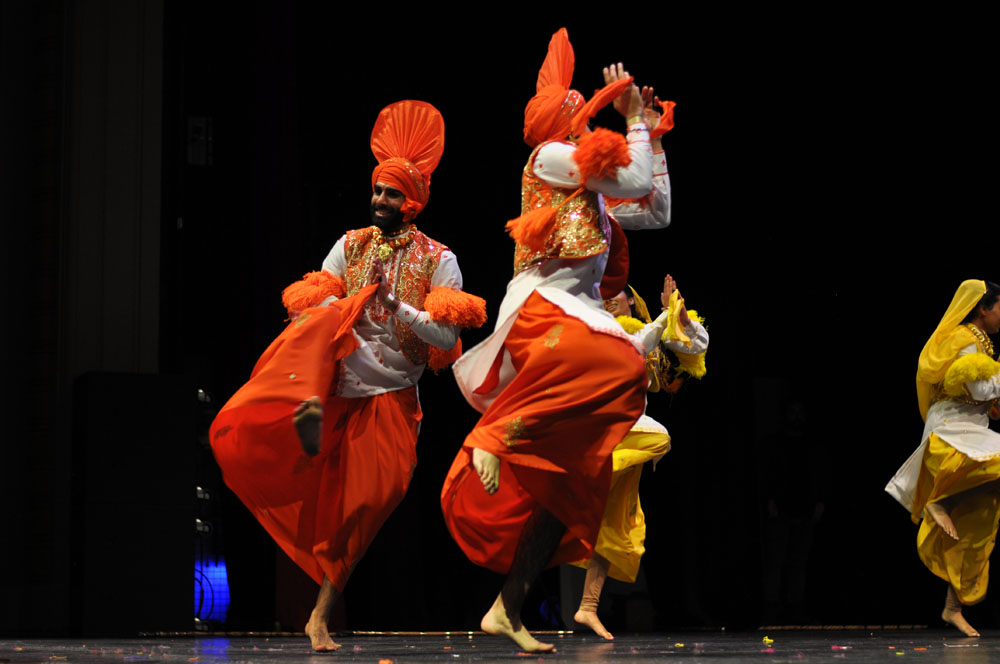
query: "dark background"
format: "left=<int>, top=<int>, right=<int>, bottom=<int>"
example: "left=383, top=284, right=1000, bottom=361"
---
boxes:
left=2, top=0, right=997, bottom=636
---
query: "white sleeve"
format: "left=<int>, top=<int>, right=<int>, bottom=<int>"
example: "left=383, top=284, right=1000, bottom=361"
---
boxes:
left=394, top=251, right=462, bottom=350
left=532, top=121, right=654, bottom=198
left=316, top=236, right=348, bottom=306
left=958, top=344, right=1000, bottom=401
left=321, top=235, right=348, bottom=277
left=666, top=319, right=710, bottom=355
left=632, top=311, right=708, bottom=356
left=608, top=150, right=671, bottom=230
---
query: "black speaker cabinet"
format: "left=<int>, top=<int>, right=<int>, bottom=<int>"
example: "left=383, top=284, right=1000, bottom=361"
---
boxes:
left=71, top=372, right=194, bottom=635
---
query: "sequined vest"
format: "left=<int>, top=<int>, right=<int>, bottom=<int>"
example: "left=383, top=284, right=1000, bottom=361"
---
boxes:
left=512, top=141, right=610, bottom=275
left=343, top=227, right=447, bottom=366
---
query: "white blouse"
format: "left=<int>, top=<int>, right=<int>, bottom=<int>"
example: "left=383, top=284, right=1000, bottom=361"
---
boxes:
left=886, top=343, right=1000, bottom=511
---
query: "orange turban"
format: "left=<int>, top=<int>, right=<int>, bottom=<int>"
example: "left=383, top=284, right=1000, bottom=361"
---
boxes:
left=523, top=28, right=634, bottom=147
left=370, top=100, right=445, bottom=222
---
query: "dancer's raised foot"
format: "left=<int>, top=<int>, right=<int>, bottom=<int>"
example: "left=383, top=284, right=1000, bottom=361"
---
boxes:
left=926, top=501, right=959, bottom=540
left=942, top=607, right=980, bottom=637
left=573, top=609, right=614, bottom=640
left=304, top=615, right=341, bottom=651
left=481, top=595, right=554, bottom=652
left=472, top=447, right=500, bottom=495
left=293, top=396, right=323, bottom=457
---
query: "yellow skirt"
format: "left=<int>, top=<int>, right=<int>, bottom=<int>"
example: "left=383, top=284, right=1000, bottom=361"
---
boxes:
left=915, top=433, right=1000, bottom=605
left=574, top=429, right=671, bottom=583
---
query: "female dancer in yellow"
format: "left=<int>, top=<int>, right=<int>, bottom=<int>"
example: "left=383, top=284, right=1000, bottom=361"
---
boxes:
left=886, top=279, right=1000, bottom=637
left=573, top=275, right=708, bottom=640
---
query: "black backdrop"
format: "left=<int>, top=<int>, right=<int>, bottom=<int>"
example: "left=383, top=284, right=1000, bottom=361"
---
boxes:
left=163, top=3, right=1000, bottom=631
left=4, top=0, right=998, bottom=635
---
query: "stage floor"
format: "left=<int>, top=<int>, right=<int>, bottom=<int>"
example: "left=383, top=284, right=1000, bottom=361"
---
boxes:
left=0, top=630, right=989, bottom=663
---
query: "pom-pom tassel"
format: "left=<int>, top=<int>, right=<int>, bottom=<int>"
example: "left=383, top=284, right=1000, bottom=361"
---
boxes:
left=943, top=352, right=1000, bottom=396
left=429, top=338, right=463, bottom=372
left=574, top=128, right=631, bottom=181
left=425, top=288, right=488, bottom=328
left=505, top=206, right=559, bottom=252
left=281, top=270, right=346, bottom=317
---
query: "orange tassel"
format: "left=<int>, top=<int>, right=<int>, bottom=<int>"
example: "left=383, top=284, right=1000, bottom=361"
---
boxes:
left=428, top=338, right=463, bottom=371
left=424, top=287, right=488, bottom=328
left=573, top=128, right=630, bottom=181
left=649, top=100, right=676, bottom=139
left=281, top=270, right=346, bottom=316
left=505, top=206, right=559, bottom=252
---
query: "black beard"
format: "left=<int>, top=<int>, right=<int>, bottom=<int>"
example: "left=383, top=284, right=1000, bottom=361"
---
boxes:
left=370, top=204, right=405, bottom=233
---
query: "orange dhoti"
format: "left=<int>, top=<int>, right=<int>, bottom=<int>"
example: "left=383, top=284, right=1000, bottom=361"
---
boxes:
left=441, top=292, right=647, bottom=573
left=211, top=285, right=423, bottom=590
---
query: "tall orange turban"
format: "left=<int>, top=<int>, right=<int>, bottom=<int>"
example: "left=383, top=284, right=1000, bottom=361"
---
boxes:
left=523, top=28, right=635, bottom=147
left=370, top=100, right=445, bottom=222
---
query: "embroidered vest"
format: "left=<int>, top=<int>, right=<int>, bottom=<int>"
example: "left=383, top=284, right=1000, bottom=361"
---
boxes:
left=342, top=227, right=447, bottom=366
left=512, top=141, right=610, bottom=276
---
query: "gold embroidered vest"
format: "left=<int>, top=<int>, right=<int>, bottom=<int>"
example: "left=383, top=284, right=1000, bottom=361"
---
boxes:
left=343, top=227, right=447, bottom=366
left=512, top=141, right=609, bottom=275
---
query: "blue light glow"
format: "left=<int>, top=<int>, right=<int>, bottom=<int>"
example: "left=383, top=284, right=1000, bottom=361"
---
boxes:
left=194, top=558, right=230, bottom=623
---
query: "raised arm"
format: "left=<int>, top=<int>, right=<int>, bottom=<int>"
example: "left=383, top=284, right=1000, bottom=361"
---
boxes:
left=608, top=86, right=672, bottom=230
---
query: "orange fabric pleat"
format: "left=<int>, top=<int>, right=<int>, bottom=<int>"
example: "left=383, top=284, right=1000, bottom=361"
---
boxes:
left=210, top=284, right=424, bottom=590
left=440, top=292, right=647, bottom=573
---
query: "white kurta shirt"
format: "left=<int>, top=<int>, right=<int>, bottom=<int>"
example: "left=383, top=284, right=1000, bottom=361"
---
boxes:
left=321, top=232, right=462, bottom=398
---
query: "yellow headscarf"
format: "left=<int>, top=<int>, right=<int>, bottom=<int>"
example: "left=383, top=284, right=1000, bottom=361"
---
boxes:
left=916, top=279, right=986, bottom=420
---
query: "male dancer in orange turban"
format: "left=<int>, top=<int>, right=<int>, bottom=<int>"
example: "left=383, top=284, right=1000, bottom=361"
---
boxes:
left=441, top=29, right=676, bottom=652
left=211, top=101, right=486, bottom=651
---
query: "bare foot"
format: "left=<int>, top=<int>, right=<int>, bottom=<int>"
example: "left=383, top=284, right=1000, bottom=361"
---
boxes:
left=472, top=447, right=500, bottom=495
left=304, top=615, right=341, bottom=651
left=574, top=609, right=614, bottom=640
left=942, top=608, right=980, bottom=637
left=926, top=501, right=959, bottom=540
left=293, top=396, right=323, bottom=457
left=481, top=595, right=554, bottom=652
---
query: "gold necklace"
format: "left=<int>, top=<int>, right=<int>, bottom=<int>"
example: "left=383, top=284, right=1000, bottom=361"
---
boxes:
left=966, top=323, right=995, bottom=358
left=372, top=224, right=415, bottom=261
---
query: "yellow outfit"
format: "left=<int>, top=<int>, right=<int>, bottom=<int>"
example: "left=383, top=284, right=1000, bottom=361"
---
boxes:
left=576, top=289, right=708, bottom=583
left=915, top=433, right=1000, bottom=604
left=588, top=428, right=671, bottom=582
left=886, top=279, right=1000, bottom=604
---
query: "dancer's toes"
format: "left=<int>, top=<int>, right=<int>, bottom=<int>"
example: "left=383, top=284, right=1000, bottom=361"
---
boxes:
left=574, top=609, right=614, bottom=640
left=927, top=502, right=959, bottom=540
left=481, top=602, right=555, bottom=652
left=942, top=608, right=980, bottom=637
left=293, top=396, right=323, bottom=457
left=304, top=617, right=341, bottom=651
left=472, top=447, right=501, bottom=495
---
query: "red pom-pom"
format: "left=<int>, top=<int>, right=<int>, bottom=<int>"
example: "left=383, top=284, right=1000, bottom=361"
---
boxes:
left=281, top=270, right=346, bottom=316
left=573, top=128, right=630, bottom=181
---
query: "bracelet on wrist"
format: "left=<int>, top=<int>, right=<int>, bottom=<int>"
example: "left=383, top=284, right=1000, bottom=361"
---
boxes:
left=626, top=115, right=644, bottom=126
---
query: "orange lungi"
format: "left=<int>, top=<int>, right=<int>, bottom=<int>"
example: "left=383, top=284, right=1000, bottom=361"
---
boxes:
left=440, top=292, right=647, bottom=573
left=211, top=284, right=423, bottom=590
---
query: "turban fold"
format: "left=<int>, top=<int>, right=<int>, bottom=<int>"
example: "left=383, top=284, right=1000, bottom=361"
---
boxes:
left=371, top=100, right=445, bottom=221
left=523, top=28, right=634, bottom=147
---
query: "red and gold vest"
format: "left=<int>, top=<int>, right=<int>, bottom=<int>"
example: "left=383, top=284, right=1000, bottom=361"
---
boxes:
left=342, top=227, right=447, bottom=366
left=513, top=141, right=610, bottom=275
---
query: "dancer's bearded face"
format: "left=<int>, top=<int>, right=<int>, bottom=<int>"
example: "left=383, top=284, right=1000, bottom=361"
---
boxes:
left=370, top=182, right=405, bottom=231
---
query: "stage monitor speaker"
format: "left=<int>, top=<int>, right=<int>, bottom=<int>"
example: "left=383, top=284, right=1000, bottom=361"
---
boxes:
left=71, top=372, right=195, bottom=636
